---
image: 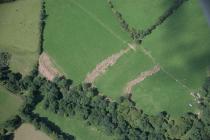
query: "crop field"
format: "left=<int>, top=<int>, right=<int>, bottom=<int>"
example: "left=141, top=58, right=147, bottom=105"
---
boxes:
left=44, top=0, right=131, bottom=83
left=112, top=0, right=174, bottom=29
left=14, top=123, right=51, bottom=140
left=35, top=103, right=115, bottom=140
left=0, top=87, right=22, bottom=124
left=0, top=0, right=41, bottom=75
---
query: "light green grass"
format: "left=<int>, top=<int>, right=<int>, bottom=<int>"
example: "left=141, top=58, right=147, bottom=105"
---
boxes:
left=142, top=0, right=210, bottom=90
left=0, top=86, right=22, bottom=124
left=0, top=0, right=41, bottom=75
left=132, top=71, right=196, bottom=117
left=112, top=0, right=174, bottom=29
left=35, top=103, right=115, bottom=140
left=44, top=0, right=131, bottom=83
left=95, top=49, right=154, bottom=99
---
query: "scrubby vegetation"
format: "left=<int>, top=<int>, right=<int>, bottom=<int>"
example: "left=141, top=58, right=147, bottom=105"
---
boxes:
left=0, top=0, right=15, bottom=4
left=1, top=51, right=210, bottom=139
left=108, top=0, right=188, bottom=43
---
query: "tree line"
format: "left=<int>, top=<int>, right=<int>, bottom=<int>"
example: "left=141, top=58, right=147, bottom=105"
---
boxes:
left=108, top=0, right=188, bottom=44
left=0, top=50, right=210, bottom=140
left=0, top=52, right=75, bottom=140
left=0, top=0, right=15, bottom=4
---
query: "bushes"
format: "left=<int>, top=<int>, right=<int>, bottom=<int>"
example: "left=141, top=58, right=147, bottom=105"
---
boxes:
left=0, top=0, right=15, bottom=4
left=0, top=51, right=210, bottom=139
left=108, top=0, right=188, bottom=43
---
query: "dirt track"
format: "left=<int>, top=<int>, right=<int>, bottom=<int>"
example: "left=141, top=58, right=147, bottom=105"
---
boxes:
left=85, top=43, right=137, bottom=83
left=39, top=52, right=60, bottom=81
left=124, top=65, right=161, bottom=94
left=85, top=47, right=130, bottom=83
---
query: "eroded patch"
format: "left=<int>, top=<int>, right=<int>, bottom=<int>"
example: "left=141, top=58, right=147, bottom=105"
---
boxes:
left=39, top=52, right=61, bottom=81
left=124, top=65, right=161, bottom=95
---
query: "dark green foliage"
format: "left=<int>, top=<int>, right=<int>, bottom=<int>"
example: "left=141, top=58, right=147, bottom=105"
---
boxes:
left=0, top=0, right=15, bottom=4
left=108, top=0, right=188, bottom=43
left=0, top=51, right=210, bottom=139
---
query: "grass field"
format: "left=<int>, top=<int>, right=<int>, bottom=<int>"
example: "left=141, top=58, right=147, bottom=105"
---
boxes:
left=35, top=103, right=115, bottom=140
left=95, top=49, right=154, bottom=99
left=0, top=87, right=22, bottom=124
left=141, top=0, right=210, bottom=91
left=112, top=0, right=174, bottom=30
left=14, top=123, right=51, bottom=140
left=44, top=0, right=131, bottom=83
left=0, top=0, right=41, bottom=75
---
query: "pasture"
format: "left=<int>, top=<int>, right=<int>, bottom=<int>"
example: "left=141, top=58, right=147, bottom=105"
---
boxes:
left=141, top=0, right=210, bottom=91
left=0, top=0, right=41, bottom=75
left=35, top=103, right=115, bottom=140
left=0, top=87, right=22, bottom=124
left=44, top=0, right=131, bottom=83
left=112, top=0, right=174, bottom=29
left=14, top=123, right=51, bottom=140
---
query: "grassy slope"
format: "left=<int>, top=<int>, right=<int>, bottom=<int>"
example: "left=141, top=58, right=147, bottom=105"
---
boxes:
left=142, top=0, right=210, bottom=90
left=95, top=49, right=154, bottom=99
left=0, top=0, right=41, bottom=75
left=112, top=0, right=173, bottom=29
left=0, top=87, right=22, bottom=124
left=44, top=0, right=131, bottom=83
left=35, top=103, right=115, bottom=140
left=132, top=71, right=196, bottom=117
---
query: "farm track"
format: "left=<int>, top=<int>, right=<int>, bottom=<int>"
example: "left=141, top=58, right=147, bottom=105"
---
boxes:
left=124, top=65, right=161, bottom=95
left=39, top=52, right=61, bottom=81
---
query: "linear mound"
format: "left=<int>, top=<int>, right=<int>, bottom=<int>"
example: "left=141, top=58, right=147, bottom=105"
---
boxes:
left=44, top=0, right=131, bottom=83
left=112, top=0, right=174, bottom=29
left=14, top=123, right=51, bottom=140
left=0, top=0, right=41, bottom=75
left=124, top=64, right=160, bottom=94
left=0, top=86, right=22, bottom=124
left=95, top=49, right=154, bottom=99
left=35, top=103, right=115, bottom=140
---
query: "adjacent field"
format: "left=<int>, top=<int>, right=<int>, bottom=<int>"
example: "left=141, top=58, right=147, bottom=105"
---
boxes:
left=14, top=123, right=51, bottom=140
left=141, top=0, right=210, bottom=91
left=35, top=103, right=115, bottom=140
left=112, top=0, right=174, bottom=29
left=0, top=0, right=41, bottom=75
left=44, top=0, right=131, bottom=83
left=0, top=87, right=22, bottom=124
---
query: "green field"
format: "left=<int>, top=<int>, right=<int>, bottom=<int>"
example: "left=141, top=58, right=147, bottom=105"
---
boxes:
left=35, top=103, right=115, bottom=140
left=0, top=0, right=41, bottom=75
left=141, top=0, right=210, bottom=90
left=0, top=87, right=22, bottom=124
left=95, top=0, right=209, bottom=116
left=44, top=0, right=131, bottom=83
left=95, top=49, right=154, bottom=99
left=112, top=0, right=174, bottom=29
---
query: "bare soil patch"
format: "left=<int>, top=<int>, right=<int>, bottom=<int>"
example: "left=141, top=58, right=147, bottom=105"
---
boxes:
left=124, top=65, right=160, bottom=95
left=14, top=123, right=51, bottom=140
left=85, top=46, right=131, bottom=83
left=39, top=52, right=61, bottom=81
